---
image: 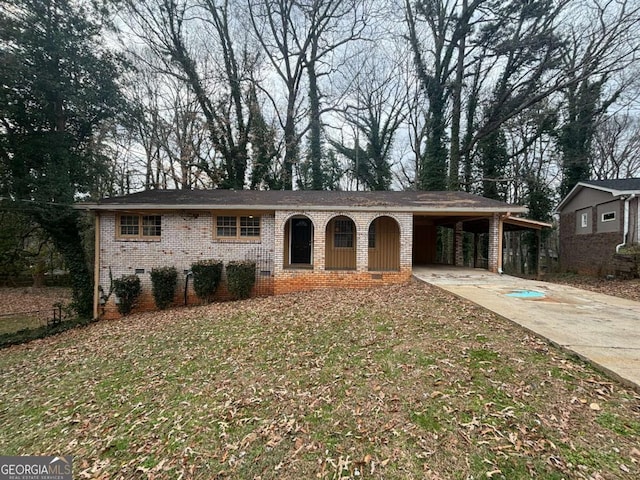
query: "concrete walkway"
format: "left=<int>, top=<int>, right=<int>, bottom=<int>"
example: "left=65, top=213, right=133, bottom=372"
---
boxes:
left=413, top=266, right=640, bottom=391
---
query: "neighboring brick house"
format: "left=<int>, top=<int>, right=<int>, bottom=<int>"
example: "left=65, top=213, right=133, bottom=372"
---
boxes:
left=556, top=179, right=640, bottom=275
left=79, top=190, right=546, bottom=318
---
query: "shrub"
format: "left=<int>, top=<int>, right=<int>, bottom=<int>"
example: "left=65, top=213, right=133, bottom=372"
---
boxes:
left=226, top=261, right=256, bottom=300
left=112, top=274, right=142, bottom=315
left=150, top=266, right=178, bottom=310
left=191, top=259, right=223, bottom=303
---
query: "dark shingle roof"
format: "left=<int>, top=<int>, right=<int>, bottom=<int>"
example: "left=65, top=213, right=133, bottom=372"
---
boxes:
left=582, top=178, right=640, bottom=191
left=81, top=189, right=525, bottom=213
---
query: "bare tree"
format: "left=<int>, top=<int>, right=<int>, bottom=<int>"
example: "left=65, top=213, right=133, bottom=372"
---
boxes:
left=123, top=0, right=256, bottom=189
left=557, top=0, right=640, bottom=195
left=405, top=0, right=484, bottom=190
left=247, top=0, right=370, bottom=190
left=329, top=56, right=408, bottom=191
left=592, top=112, right=640, bottom=179
left=125, top=52, right=220, bottom=190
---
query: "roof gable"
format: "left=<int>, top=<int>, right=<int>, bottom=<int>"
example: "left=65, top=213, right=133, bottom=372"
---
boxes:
left=556, top=178, right=640, bottom=212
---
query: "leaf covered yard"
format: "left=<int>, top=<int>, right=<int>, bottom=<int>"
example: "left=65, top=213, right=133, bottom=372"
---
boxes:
left=1, top=282, right=639, bottom=479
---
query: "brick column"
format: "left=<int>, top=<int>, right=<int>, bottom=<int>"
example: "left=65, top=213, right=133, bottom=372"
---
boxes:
left=454, top=222, right=464, bottom=266
left=488, top=213, right=503, bottom=273
left=356, top=215, right=369, bottom=272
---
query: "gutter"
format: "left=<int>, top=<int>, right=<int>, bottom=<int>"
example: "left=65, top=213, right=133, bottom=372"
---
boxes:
left=616, top=194, right=636, bottom=253
left=74, top=203, right=528, bottom=215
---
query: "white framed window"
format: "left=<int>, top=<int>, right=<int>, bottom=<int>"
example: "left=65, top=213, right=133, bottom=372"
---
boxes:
left=601, top=211, right=616, bottom=222
left=580, top=212, right=588, bottom=228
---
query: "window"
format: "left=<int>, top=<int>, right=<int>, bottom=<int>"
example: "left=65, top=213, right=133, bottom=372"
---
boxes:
left=215, top=215, right=261, bottom=239
left=581, top=212, right=588, bottom=228
left=120, top=215, right=139, bottom=236
left=334, top=219, right=354, bottom=248
left=118, top=214, right=161, bottom=240
left=601, top=211, right=616, bottom=222
left=142, top=215, right=161, bottom=236
left=240, top=216, right=260, bottom=237
left=216, top=216, right=237, bottom=237
left=368, top=221, right=376, bottom=248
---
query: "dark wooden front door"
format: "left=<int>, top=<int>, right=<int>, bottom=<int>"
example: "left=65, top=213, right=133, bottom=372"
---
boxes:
left=291, top=218, right=312, bottom=264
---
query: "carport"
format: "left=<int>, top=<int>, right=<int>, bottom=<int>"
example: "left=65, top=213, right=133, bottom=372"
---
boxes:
left=412, top=213, right=551, bottom=274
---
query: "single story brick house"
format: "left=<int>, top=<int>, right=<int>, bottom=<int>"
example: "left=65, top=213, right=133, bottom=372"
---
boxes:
left=556, top=178, right=640, bottom=275
left=79, top=190, right=547, bottom=318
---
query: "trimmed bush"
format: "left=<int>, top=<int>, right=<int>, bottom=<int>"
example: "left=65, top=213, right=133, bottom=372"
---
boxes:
left=112, top=274, right=142, bottom=315
left=191, top=259, right=223, bottom=303
left=150, top=266, right=178, bottom=310
left=226, top=261, right=256, bottom=300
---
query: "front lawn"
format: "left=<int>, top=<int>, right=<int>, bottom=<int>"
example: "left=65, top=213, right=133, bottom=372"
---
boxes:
left=0, top=281, right=638, bottom=479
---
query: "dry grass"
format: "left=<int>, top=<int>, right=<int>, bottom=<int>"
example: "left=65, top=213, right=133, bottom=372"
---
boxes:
left=0, top=280, right=638, bottom=479
left=0, top=287, right=71, bottom=335
left=0, top=287, right=71, bottom=315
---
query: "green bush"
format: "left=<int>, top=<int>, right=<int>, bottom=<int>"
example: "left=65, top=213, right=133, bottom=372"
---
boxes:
left=112, top=274, right=142, bottom=315
left=226, top=261, right=256, bottom=300
left=150, top=267, right=178, bottom=310
left=191, top=259, right=223, bottom=303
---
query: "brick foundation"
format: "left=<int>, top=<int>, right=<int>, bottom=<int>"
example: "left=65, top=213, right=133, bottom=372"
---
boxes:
left=100, top=276, right=275, bottom=319
left=273, top=268, right=412, bottom=295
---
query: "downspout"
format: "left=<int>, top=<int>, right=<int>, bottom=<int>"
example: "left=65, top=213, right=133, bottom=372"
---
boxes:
left=616, top=194, right=635, bottom=253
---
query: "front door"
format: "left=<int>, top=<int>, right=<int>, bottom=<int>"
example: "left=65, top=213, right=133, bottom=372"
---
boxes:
left=291, top=218, right=312, bottom=264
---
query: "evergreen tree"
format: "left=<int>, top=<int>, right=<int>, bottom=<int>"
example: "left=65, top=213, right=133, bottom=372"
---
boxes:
left=0, top=0, right=125, bottom=317
left=558, top=77, right=606, bottom=197
left=478, top=129, right=509, bottom=201
left=247, top=85, right=280, bottom=190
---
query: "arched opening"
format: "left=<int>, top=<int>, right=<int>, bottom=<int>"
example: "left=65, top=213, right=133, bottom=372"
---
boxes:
left=368, top=216, right=400, bottom=271
left=325, top=216, right=356, bottom=270
left=284, top=216, right=314, bottom=268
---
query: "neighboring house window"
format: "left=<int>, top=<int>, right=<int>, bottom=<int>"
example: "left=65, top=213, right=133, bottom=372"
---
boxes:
left=601, top=211, right=616, bottom=222
left=215, top=215, right=260, bottom=239
left=118, top=214, right=161, bottom=240
left=580, top=212, right=588, bottom=228
left=334, top=219, right=354, bottom=248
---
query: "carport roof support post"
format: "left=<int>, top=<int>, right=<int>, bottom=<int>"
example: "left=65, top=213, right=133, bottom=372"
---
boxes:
left=488, top=213, right=503, bottom=273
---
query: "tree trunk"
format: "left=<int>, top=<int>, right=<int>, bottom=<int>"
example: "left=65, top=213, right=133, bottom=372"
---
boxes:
left=37, top=210, right=93, bottom=319
left=307, top=55, right=324, bottom=190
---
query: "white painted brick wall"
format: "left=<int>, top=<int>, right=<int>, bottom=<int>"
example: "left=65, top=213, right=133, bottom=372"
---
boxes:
left=98, top=212, right=275, bottom=292
left=98, top=209, right=413, bottom=294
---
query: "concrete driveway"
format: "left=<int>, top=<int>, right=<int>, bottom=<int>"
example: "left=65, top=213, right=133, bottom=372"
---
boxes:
left=413, top=266, right=640, bottom=391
